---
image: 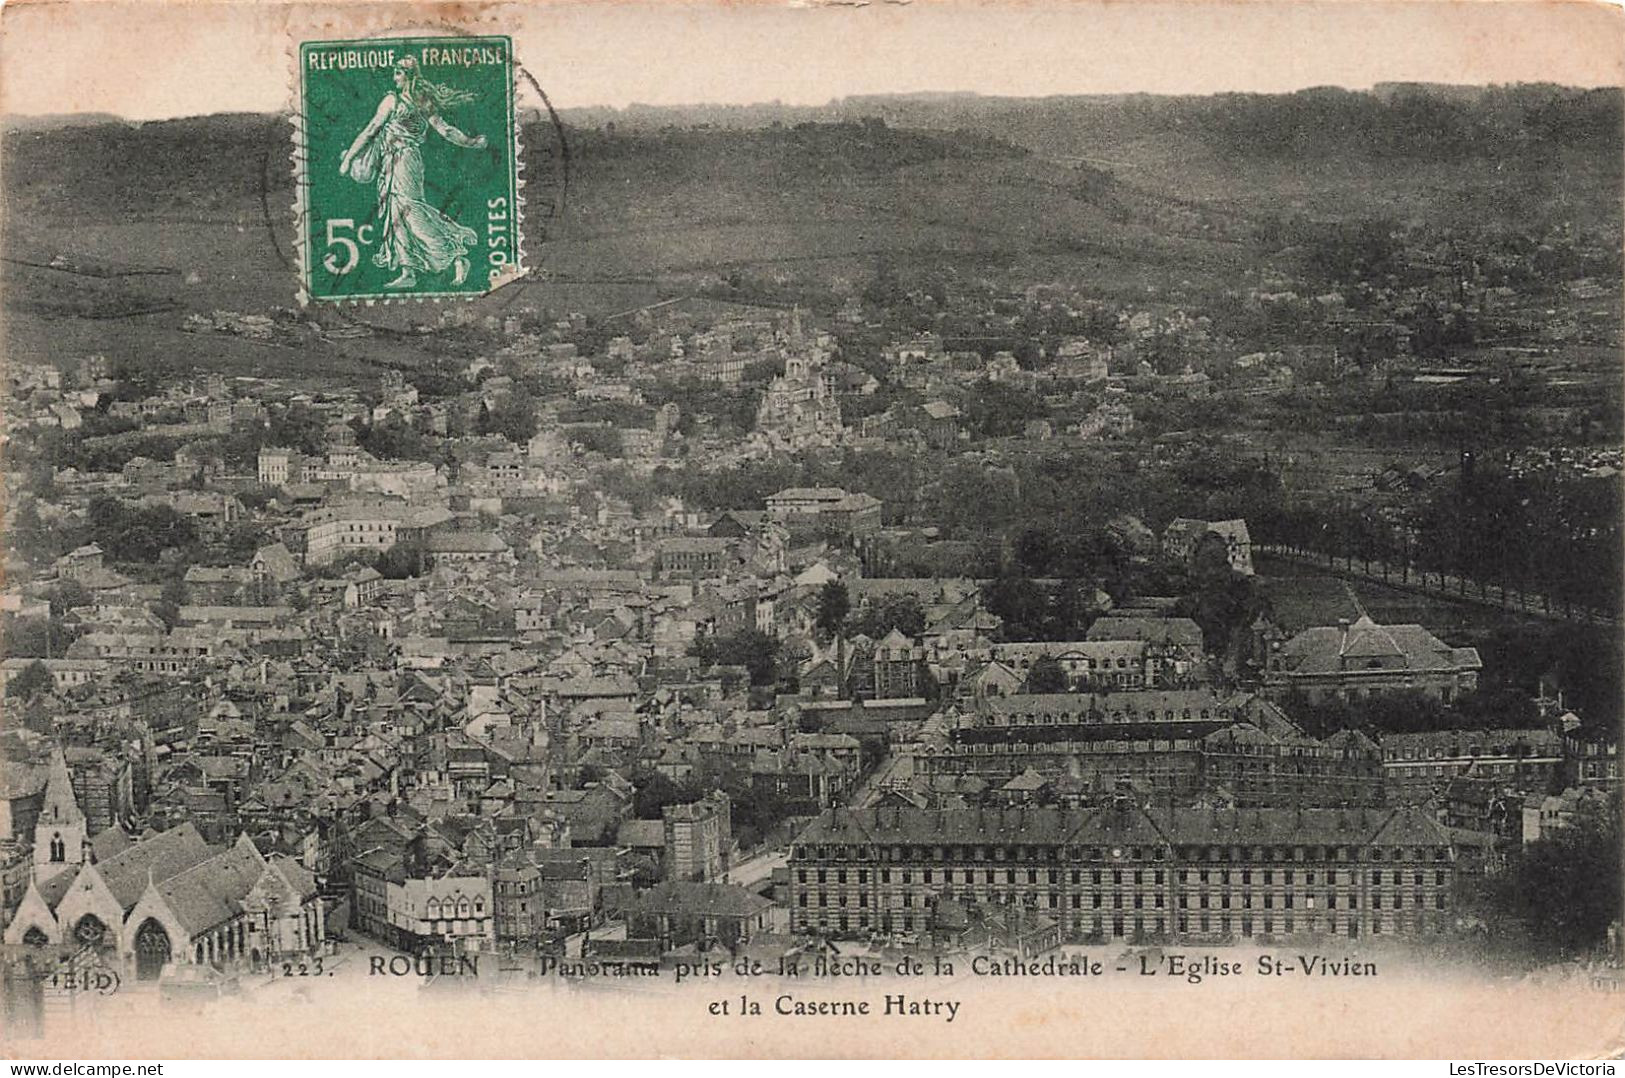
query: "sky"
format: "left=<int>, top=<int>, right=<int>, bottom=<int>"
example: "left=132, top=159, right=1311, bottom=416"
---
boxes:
left=0, top=0, right=1620, bottom=120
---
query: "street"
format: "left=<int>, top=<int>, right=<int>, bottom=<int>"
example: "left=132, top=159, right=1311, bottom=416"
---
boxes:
left=725, top=847, right=787, bottom=888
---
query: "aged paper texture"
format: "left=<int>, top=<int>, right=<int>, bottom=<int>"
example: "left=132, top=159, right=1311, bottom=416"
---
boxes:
left=1, top=0, right=1622, bottom=1059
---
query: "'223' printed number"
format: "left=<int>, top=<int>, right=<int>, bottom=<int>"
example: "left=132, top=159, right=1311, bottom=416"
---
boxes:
left=322, top=219, right=375, bottom=276
left=282, top=958, right=326, bottom=976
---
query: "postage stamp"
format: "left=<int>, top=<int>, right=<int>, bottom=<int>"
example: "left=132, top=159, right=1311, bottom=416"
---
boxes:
left=295, top=35, right=521, bottom=302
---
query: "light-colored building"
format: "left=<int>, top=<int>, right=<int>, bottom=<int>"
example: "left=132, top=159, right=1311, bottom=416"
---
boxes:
left=788, top=801, right=1491, bottom=942
left=1163, top=518, right=1254, bottom=576
left=1380, top=728, right=1561, bottom=803
left=1522, top=786, right=1613, bottom=844
left=1263, top=615, right=1481, bottom=705
left=385, top=875, right=495, bottom=953
left=257, top=447, right=304, bottom=486
left=663, top=792, right=732, bottom=883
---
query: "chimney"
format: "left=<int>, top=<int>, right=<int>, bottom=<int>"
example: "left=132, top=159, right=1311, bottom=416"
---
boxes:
left=1337, top=619, right=1351, bottom=653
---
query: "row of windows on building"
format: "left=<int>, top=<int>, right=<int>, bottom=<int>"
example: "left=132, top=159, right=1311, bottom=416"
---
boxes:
left=789, top=910, right=1448, bottom=937
left=421, top=898, right=485, bottom=918
left=1393, top=762, right=1554, bottom=779
left=984, top=708, right=1230, bottom=726
left=794, top=844, right=1450, bottom=864
left=411, top=918, right=488, bottom=935
left=794, top=888, right=1448, bottom=912
left=1385, top=745, right=1555, bottom=761
left=943, top=744, right=1373, bottom=765
left=1005, top=656, right=1144, bottom=671
left=798, top=866, right=1449, bottom=887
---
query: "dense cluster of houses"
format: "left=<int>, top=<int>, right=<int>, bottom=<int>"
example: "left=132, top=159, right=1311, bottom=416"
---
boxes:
left=1, top=299, right=1616, bottom=993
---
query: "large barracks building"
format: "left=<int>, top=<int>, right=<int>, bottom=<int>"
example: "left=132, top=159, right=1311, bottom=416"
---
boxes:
left=787, top=801, right=1494, bottom=943
left=914, top=690, right=1387, bottom=808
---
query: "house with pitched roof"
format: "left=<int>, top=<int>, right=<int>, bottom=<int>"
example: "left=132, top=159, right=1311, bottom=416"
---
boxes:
left=1263, top=615, right=1482, bottom=704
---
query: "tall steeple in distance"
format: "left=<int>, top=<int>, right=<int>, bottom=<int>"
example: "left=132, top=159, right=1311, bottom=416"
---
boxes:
left=34, top=746, right=87, bottom=884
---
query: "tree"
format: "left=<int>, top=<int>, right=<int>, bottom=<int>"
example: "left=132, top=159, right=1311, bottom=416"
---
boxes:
left=47, top=579, right=92, bottom=619
left=495, top=388, right=539, bottom=444
left=0, top=617, right=78, bottom=659
left=983, top=576, right=1047, bottom=641
left=9, top=501, right=57, bottom=561
left=1025, top=656, right=1069, bottom=694
left=359, top=415, right=430, bottom=462
left=154, top=577, right=187, bottom=631
left=815, top=581, right=850, bottom=637
left=83, top=497, right=200, bottom=564
left=690, top=630, right=782, bottom=687
left=264, top=402, right=328, bottom=455
left=110, top=353, right=168, bottom=400
left=377, top=541, right=428, bottom=579
left=6, top=661, right=53, bottom=701
left=845, top=594, right=925, bottom=640
left=1480, top=800, right=1620, bottom=957
left=633, top=769, right=699, bottom=820
left=567, top=425, right=623, bottom=458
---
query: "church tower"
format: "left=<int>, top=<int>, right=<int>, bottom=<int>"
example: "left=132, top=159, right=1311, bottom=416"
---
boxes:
left=34, top=746, right=86, bottom=884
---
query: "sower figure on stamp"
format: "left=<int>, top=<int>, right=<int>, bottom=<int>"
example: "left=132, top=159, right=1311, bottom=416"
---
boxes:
left=339, top=56, right=487, bottom=289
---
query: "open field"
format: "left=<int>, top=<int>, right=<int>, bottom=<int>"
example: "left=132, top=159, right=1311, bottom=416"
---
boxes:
left=1255, top=552, right=1553, bottom=639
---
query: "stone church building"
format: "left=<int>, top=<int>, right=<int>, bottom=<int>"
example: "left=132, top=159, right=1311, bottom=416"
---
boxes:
left=3, top=747, right=324, bottom=981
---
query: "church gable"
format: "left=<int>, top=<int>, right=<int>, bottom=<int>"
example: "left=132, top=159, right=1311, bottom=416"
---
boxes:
left=243, top=862, right=299, bottom=915
left=2, top=877, right=63, bottom=946
left=52, top=863, right=128, bottom=951
left=122, top=882, right=196, bottom=960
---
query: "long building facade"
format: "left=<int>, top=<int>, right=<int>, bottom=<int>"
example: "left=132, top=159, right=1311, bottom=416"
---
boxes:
left=915, top=690, right=1385, bottom=807
left=787, top=802, right=1492, bottom=944
left=918, top=722, right=1385, bottom=807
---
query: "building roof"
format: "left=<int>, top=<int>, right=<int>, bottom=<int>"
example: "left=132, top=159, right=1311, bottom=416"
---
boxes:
left=90, top=826, right=135, bottom=862
left=95, top=823, right=215, bottom=913
left=1001, top=768, right=1051, bottom=792
left=1277, top=615, right=1482, bottom=677
left=620, top=880, right=773, bottom=919
left=1381, top=727, right=1560, bottom=754
left=583, top=938, right=663, bottom=962
left=150, top=836, right=267, bottom=937
left=794, top=803, right=1460, bottom=851
left=658, top=537, right=731, bottom=554
left=993, top=640, right=1149, bottom=663
left=1165, top=517, right=1251, bottom=546
left=979, top=687, right=1234, bottom=722
left=768, top=487, right=847, bottom=503
left=426, top=531, right=510, bottom=554
left=37, top=747, right=85, bottom=830
left=270, top=854, right=320, bottom=900
left=615, top=819, right=666, bottom=849
left=1086, top=616, right=1205, bottom=650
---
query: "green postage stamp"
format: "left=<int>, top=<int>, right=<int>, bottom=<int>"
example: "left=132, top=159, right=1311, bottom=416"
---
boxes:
left=295, top=36, right=521, bottom=302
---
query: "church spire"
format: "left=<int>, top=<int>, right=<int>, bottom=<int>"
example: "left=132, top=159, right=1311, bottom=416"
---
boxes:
left=40, top=746, right=84, bottom=828
left=34, top=745, right=87, bottom=884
